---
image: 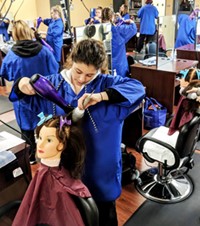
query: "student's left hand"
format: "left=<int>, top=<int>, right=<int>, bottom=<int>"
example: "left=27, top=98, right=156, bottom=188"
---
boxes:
left=78, top=93, right=102, bottom=110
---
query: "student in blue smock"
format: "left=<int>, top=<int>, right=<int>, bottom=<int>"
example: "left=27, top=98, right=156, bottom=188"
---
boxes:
left=116, top=4, right=130, bottom=21
left=137, top=0, right=159, bottom=53
left=102, top=7, right=137, bottom=77
left=0, top=13, right=10, bottom=41
left=84, top=6, right=102, bottom=25
left=175, top=9, right=200, bottom=48
left=9, top=39, right=145, bottom=226
left=0, top=20, right=59, bottom=164
left=41, top=5, right=64, bottom=63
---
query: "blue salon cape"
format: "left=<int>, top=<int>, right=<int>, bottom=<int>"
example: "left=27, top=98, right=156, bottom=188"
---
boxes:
left=137, top=4, right=159, bottom=35
left=43, top=18, right=64, bottom=62
left=9, top=71, right=145, bottom=201
left=112, top=23, right=137, bottom=77
left=175, top=14, right=196, bottom=48
left=1, top=46, right=59, bottom=130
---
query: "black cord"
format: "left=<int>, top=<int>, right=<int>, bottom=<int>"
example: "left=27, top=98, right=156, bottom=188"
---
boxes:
left=0, top=0, right=13, bottom=27
left=80, top=0, right=90, bottom=13
left=14, top=0, right=24, bottom=20
left=0, top=0, right=8, bottom=14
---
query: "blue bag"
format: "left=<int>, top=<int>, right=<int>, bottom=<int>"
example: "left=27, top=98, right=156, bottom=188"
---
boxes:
left=144, top=97, right=167, bottom=129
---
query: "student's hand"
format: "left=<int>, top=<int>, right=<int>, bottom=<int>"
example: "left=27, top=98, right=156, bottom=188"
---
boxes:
left=78, top=92, right=108, bottom=110
left=186, top=87, right=198, bottom=93
left=18, top=77, right=36, bottom=95
left=124, top=19, right=134, bottom=24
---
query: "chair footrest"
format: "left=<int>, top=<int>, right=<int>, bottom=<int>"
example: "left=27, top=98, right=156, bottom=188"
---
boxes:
left=135, top=168, right=193, bottom=203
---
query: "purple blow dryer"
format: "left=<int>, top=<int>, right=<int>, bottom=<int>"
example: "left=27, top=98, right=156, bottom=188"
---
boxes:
left=30, top=74, right=74, bottom=114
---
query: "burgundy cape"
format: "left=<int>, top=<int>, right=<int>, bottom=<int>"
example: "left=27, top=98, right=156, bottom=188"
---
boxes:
left=168, top=96, right=194, bottom=135
left=12, top=164, right=91, bottom=226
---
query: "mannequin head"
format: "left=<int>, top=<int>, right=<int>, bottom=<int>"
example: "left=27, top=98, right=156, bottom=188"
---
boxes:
left=36, top=114, right=86, bottom=178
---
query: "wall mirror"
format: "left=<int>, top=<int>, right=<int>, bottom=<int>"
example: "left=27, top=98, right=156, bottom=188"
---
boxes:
left=74, top=23, right=112, bottom=73
left=157, top=15, right=176, bottom=68
left=195, top=11, right=200, bottom=50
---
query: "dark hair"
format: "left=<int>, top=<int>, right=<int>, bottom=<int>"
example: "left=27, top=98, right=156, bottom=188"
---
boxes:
left=146, top=0, right=153, bottom=4
left=35, top=116, right=86, bottom=179
left=102, top=7, right=114, bottom=23
left=120, top=4, right=129, bottom=16
left=65, top=39, right=106, bottom=70
left=182, top=80, right=200, bottom=112
left=184, top=68, right=200, bottom=82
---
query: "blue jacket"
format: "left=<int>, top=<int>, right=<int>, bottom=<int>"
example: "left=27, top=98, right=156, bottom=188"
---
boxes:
left=1, top=41, right=59, bottom=130
left=43, top=18, right=64, bottom=62
left=9, top=70, right=145, bottom=201
left=0, top=20, right=9, bottom=41
left=112, top=23, right=137, bottom=77
left=175, top=14, right=196, bottom=48
left=137, top=4, right=159, bottom=35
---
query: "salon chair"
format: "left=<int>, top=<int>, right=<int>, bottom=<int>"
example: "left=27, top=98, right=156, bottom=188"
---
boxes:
left=72, top=195, right=99, bottom=226
left=135, top=112, right=200, bottom=203
left=144, top=41, right=167, bottom=60
left=0, top=195, right=99, bottom=226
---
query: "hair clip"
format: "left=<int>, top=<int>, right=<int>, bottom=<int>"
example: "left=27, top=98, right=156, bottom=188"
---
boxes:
left=60, top=116, right=71, bottom=130
left=37, top=112, right=53, bottom=126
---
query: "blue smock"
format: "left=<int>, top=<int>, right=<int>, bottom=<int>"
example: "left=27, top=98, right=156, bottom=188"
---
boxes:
left=9, top=70, right=145, bottom=201
left=122, top=13, right=130, bottom=20
left=1, top=43, right=59, bottom=130
left=112, top=23, right=137, bottom=77
left=0, top=20, right=9, bottom=41
left=43, top=18, right=64, bottom=62
left=175, top=14, right=196, bottom=48
left=84, top=17, right=100, bottom=25
left=137, top=4, right=159, bottom=35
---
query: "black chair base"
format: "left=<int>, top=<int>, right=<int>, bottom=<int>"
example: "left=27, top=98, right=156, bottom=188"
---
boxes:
left=135, top=167, right=193, bottom=203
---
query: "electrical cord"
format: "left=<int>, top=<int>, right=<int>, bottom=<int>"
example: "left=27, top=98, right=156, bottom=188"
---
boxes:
left=80, top=0, right=90, bottom=13
left=0, top=0, right=13, bottom=27
left=14, top=0, right=24, bottom=20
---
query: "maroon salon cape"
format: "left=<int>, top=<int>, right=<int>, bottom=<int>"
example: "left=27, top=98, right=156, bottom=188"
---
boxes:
left=12, top=164, right=91, bottom=226
left=168, top=96, right=194, bottom=135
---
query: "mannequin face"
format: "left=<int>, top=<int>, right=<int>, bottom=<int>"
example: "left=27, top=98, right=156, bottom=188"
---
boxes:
left=37, top=126, right=63, bottom=160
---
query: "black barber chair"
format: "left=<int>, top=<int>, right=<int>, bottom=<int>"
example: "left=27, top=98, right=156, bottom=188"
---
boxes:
left=135, top=112, right=200, bottom=203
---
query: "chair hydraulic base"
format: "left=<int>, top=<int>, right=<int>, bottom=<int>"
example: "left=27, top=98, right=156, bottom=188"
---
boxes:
left=135, top=168, right=193, bottom=203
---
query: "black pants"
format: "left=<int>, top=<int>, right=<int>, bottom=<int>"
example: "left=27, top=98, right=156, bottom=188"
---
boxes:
left=21, top=129, right=36, bottom=156
left=96, top=201, right=118, bottom=226
left=137, top=33, right=157, bottom=53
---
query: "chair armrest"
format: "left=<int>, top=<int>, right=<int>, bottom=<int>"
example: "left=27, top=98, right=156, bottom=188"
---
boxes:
left=0, top=200, right=21, bottom=217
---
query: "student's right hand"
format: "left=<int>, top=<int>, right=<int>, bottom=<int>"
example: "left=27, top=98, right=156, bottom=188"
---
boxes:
left=18, top=77, right=36, bottom=95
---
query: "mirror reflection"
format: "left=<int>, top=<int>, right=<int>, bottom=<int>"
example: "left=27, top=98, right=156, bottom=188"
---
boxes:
left=195, top=11, right=200, bottom=50
left=74, top=23, right=112, bottom=73
left=157, top=15, right=176, bottom=67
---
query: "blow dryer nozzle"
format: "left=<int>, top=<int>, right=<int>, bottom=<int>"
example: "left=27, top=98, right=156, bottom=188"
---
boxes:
left=30, top=74, right=74, bottom=115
